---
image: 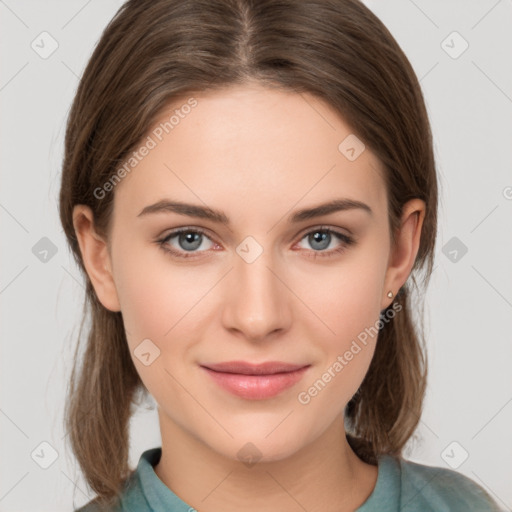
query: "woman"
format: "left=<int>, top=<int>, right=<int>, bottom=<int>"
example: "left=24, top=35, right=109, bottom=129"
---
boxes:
left=59, top=0, right=501, bottom=510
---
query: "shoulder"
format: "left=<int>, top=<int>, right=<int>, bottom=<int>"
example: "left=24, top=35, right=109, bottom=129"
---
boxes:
left=73, top=471, right=140, bottom=511
left=73, top=448, right=163, bottom=511
left=397, top=456, right=502, bottom=511
left=74, top=498, right=115, bottom=512
left=74, top=495, right=122, bottom=512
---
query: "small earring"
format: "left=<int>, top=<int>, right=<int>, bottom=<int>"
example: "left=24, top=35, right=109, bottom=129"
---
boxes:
left=387, top=291, right=393, bottom=298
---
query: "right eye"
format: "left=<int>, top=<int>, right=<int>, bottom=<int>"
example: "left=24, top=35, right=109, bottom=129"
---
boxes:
left=157, top=227, right=217, bottom=258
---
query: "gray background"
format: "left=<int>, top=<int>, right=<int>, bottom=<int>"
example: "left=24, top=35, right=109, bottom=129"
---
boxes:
left=1, top=0, right=511, bottom=510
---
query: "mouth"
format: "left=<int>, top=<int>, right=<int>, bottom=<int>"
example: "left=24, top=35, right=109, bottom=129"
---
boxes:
left=200, top=361, right=311, bottom=400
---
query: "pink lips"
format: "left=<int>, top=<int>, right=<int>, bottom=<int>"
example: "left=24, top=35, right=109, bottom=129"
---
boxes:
left=201, top=361, right=310, bottom=400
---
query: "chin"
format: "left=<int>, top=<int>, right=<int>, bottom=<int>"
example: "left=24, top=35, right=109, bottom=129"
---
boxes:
left=205, top=426, right=312, bottom=466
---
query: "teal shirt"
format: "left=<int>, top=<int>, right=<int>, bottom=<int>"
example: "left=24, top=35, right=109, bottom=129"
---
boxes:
left=76, top=447, right=502, bottom=511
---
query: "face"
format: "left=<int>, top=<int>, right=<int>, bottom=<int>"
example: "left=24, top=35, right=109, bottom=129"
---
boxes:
left=92, top=83, right=411, bottom=462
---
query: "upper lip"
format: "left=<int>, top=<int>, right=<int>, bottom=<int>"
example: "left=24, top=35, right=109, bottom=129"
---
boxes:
left=202, top=361, right=309, bottom=375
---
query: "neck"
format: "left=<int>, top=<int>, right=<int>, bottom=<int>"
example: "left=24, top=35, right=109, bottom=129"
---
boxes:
left=154, top=412, right=378, bottom=512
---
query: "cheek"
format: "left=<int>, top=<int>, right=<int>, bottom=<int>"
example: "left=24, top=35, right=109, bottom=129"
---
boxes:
left=113, top=259, right=199, bottom=406
left=113, top=238, right=206, bottom=340
left=112, top=244, right=220, bottom=389
left=302, top=254, right=385, bottom=345
left=295, top=281, right=381, bottom=416
left=297, top=251, right=385, bottom=389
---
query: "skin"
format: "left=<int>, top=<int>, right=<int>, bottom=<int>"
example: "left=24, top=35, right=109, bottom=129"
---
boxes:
left=73, top=82, right=425, bottom=512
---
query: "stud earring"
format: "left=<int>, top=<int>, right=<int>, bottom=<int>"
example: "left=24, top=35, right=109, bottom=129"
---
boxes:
left=387, top=291, right=393, bottom=298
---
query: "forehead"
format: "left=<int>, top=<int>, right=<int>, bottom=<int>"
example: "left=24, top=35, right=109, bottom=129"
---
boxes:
left=112, top=83, right=387, bottom=222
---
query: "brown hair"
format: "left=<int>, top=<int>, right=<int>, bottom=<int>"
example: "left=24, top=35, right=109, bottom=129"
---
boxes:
left=59, top=0, right=437, bottom=507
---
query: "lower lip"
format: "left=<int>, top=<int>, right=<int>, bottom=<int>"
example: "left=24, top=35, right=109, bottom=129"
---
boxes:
left=201, top=366, right=310, bottom=400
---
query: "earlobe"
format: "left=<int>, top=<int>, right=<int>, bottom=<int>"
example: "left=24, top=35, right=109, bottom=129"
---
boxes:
left=382, top=199, right=426, bottom=309
left=72, top=205, right=121, bottom=312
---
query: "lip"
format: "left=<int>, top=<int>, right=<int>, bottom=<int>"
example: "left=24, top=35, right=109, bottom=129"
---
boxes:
left=200, top=361, right=310, bottom=400
left=203, top=360, right=308, bottom=375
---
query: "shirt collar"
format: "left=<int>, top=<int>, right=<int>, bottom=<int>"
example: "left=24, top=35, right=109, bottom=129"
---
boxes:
left=134, top=447, right=400, bottom=512
left=137, top=447, right=193, bottom=511
left=356, top=454, right=401, bottom=511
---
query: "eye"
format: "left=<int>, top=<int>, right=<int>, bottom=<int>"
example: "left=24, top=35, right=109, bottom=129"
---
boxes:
left=156, top=225, right=355, bottom=260
left=295, top=226, right=355, bottom=259
left=157, top=227, right=216, bottom=258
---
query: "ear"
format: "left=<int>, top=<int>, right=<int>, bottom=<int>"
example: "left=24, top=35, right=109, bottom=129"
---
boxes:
left=72, top=205, right=121, bottom=312
left=381, top=198, right=426, bottom=310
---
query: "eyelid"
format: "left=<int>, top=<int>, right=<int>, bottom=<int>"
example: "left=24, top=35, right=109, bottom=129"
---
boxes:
left=294, top=223, right=353, bottom=241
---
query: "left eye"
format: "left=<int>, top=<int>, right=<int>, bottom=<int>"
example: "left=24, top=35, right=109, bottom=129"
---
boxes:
left=296, top=228, right=352, bottom=253
left=157, top=227, right=354, bottom=259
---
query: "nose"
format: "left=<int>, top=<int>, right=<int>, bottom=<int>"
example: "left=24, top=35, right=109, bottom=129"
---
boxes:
left=221, top=246, right=292, bottom=342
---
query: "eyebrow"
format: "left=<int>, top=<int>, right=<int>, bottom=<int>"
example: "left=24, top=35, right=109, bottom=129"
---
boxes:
left=137, top=198, right=372, bottom=224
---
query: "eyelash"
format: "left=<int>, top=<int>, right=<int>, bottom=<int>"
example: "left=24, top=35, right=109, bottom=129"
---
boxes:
left=156, top=226, right=355, bottom=260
